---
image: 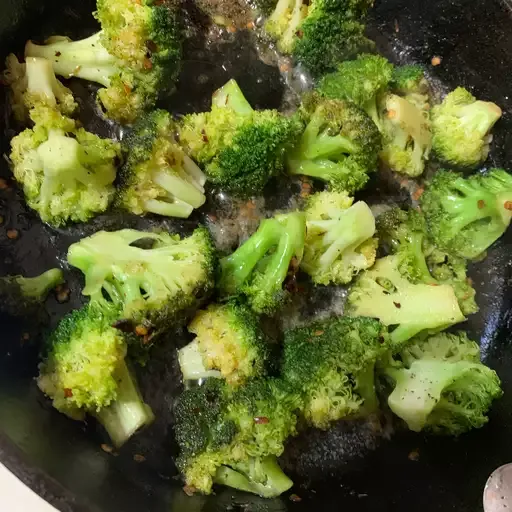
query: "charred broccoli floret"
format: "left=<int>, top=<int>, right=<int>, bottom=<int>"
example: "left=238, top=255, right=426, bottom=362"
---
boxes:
left=421, top=169, right=512, bottom=259
left=179, top=80, right=303, bottom=198
left=118, top=110, right=206, bottom=218
left=219, top=212, right=306, bottom=314
left=301, top=191, right=377, bottom=285
left=431, top=87, right=502, bottom=168
left=286, top=94, right=381, bottom=192
left=37, top=305, right=154, bottom=447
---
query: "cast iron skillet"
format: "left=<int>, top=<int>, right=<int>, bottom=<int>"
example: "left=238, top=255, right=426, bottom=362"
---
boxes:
left=1, top=0, right=512, bottom=511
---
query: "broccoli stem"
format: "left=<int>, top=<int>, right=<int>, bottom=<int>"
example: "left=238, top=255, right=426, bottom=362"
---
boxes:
left=279, top=0, right=307, bottom=54
left=25, top=33, right=117, bottom=86
left=152, top=168, right=206, bottom=208
left=16, top=268, right=64, bottom=299
left=212, top=79, right=253, bottom=115
left=25, top=57, right=70, bottom=107
left=266, top=0, right=296, bottom=39
left=95, top=359, right=154, bottom=448
left=182, top=155, right=207, bottom=189
left=220, top=220, right=281, bottom=295
left=305, top=133, right=359, bottom=159
left=288, top=157, right=345, bottom=179
left=143, top=198, right=194, bottom=219
left=214, top=456, right=293, bottom=498
left=178, top=340, right=222, bottom=381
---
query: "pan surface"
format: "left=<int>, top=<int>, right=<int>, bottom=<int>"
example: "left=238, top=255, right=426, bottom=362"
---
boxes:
left=1, top=0, right=512, bottom=511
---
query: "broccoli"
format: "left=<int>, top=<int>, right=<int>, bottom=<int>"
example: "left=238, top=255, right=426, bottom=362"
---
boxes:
left=3, top=55, right=77, bottom=123
left=25, top=0, right=182, bottom=124
left=378, top=332, right=502, bottom=434
left=347, top=254, right=465, bottom=347
left=420, top=169, right=512, bottom=259
left=9, top=106, right=121, bottom=227
left=178, top=80, right=303, bottom=198
left=67, top=227, right=216, bottom=344
left=37, top=305, right=154, bottom=447
left=118, top=110, right=206, bottom=219
left=180, top=301, right=269, bottom=385
left=219, top=212, right=306, bottom=314
left=431, top=87, right=502, bottom=168
left=318, top=54, right=394, bottom=130
left=174, top=377, right=299, bottom=496
left=286, top=94, right=381, bottom=193
left=301, top=191, right=377, bottom=285
left=390, top=64, right=430, bottom=111
left=377, top=207, right=478, bottom=315
left=0, top=268, right=64, bottom=318
left=282, top=316, right=387, bottom=429
left=379, top=93, right=432, bottom=177
left=265, top=0, right=375, bottom=77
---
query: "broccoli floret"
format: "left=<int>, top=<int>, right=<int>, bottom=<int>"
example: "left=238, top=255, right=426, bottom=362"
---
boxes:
left=25, top=0, right=182, bottom=124
left=379, top=93, right=432, bottom=177
left=282, top=316, right=387, bottom=429
left=3, top=55, right=77, bottom=123
left=118, top=110, right=206, bottom=218
left=180, top=301, right=269, bottom=385
left=175, top=377, right=299, bottom=496
left=377, top=207, right=478, bottom=315
left=265, top=0, right=374, bottom=77
left=318, top=54, right=394, bottom=130
left=179, top=80, right=303, bottom=198
left=420, top=169, right=512, bottom=259
left=378, top=332, right=502, bottom=434
left=301, top=191, right=377, bottom=285
left=67, top=227, right=216, bottom=344
left=37, top=305, right=154, bottom=447
left=9, top=106, right=120, bottom=227
left=286, top=95, right=381, bottom=192
left=390, top=64, right=430, bottom=111
left=347, top=254, right=465, bottom=347
left=219, top=212, right=306, bottom=314
left=0, top=268, right=64, bottom=318
left=431, top=87, right=502, bottom=168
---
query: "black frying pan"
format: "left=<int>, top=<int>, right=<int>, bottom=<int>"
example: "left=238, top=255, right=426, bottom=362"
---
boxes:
left=1, top=0, right=512, bottom=511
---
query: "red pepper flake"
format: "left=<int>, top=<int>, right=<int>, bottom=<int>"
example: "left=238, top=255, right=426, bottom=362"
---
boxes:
left=55, top=51, right=62, bottom=57
left=142, top=335, right=151, bottom=345
left=280, top=62, right=291, bottom=73
left=133, top=454, right=146, bottom=463
left=295, top=30, right=304, bottom=39
left=6, top=229, right=19, bottom=240
left=101, top=444, right=114, bottom=454
left=254, top=416, right=269, bottom=424
left=412, top=186, right=424, bottom=201
left=64, top=388, right=73, bottom=398
left=393, top=301, right=402, bottom=309
left=183, top=485, right=196, bottom=497
left=246, top=21, right=255, bottom=30
left=207, top=213, right=218, bottom=222
left=123, top=83, right=132, bottom=95
left=227, top=25, right=237, bottom=34
left=143, top=58, right=153, bottom=70
left=314, top=330, right=324, bottom=336
left=135, top=325, right=149, bottom=336
left=201, top=129, right=208, bottom=143
left=477, top=199, right=486, bottom=209
left=431, top=56, right=442, bottom=66
left=504, top=201, right=512, bottom=211
left=289, top=494, right=302, bottom=502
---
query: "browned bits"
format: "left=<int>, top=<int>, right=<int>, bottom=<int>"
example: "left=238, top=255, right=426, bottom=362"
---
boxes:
left=408, top=449, right=420, bottom=461
left=183, top=485, right=196, bottom=497
left=135, top=325, right=149, bottom=337
left=504, top=201, right=512, bottom=211
left=143, top=58, right=153, bottom=70
left=112, top=319, right=135, bottom=333
left=133, top=454, right=146, bottom=463
left=55, top=51, right=62, bottom=57
left=394, top=19, right=400, bottom=33
left=146, top=40, right=158, bottom=54
left=6, top=229, right=19, bottom=240
left=227, top=25, right=237, bottom=34
left=393, top=301, right=402, bottom=309
left=56, top=284, right=70, bottom=304
left=477, top=199, right=486, bottom=209
left=21, top=332, right=30, bottom=343
left=201, top=129, right=208, bottom=143
left=431, top=56, right=442, bottom=66
left=412, top=186, right=424, bottom=201
left=64, top=388, right=73, bottom=398
left=101, top=443, right=114, bottom=454
left=295, top=30, right=304, bottom=39
left=246, top=21, right=255, bottom=30
left=289, top=494, right=302, bottom=502
left=207, top=213, right=218, bottom=222
left=123, top=83, right=132, bottom=95
left=314, top=330, right=324, bottom=336
left=279, top=62, right=291, bottom=73
left=254, top=416, right=270, bottom=425
left=0, top=178, right=9, bottom=190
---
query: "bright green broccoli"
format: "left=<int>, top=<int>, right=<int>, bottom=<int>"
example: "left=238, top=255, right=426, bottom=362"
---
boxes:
left=0, top=268, right=64, bottom=318
left=378, top=332, right=502, bottom=434
left=431, top=87, right=502, bottom=168
left=219, top=212, right=306, bottom=314
left=67, top=227, right=216, bottom=344
left=286, top=94, right=381, bottom=192
left=390, top=64, right=430, bottom=111
left=3, top=55, right=77, bottom=123
left=318, top=54, right=394, bottom=130
left=178, top=80, right=303, bottom=198
left=25, top=0, right=182, bottom=124
left=118, top=110, right=206, bottom=218
left=377, top=207, right=478, bottom=315
left=347, top=254, right=465, bottom=348
left=179, top=300, right=269, bottom=386
left=301, top=191, right=377, bottom=285
left=420, top=169, right=512, bottom=259
left=9, top=106, right=121, bottom=227
left=174, top=377, right=299, bottom=497
left=282, top=316, right=387, bottom=429
left=37, top=305, right=154, bottom=447
left=265, top=0, right=375, bottom=77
